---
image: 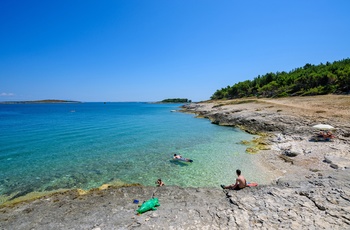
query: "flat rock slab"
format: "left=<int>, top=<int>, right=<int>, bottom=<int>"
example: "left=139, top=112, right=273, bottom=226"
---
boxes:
left=1, top=169, right=350, bottom=229
left=324, top=155, right=350, bottom=169
left=0, top=186, right=231, bottom=229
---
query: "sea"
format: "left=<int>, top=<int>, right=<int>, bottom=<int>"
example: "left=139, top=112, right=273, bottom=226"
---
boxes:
left=0, top=102, right=272, bottom=202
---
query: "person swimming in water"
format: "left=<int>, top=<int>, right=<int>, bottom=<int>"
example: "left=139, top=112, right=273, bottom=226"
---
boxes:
left=173, top=154, right=193, bottom=162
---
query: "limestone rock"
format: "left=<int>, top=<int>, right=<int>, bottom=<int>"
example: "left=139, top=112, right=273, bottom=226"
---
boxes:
left=324, top=155, right=350, bottom=169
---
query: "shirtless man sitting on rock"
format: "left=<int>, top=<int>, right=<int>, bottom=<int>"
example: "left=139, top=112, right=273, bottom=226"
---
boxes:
left=221, top=169, right=247, bottom=190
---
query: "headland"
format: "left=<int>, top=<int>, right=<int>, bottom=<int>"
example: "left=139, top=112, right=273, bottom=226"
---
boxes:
left=1, top=95, right=349, bottom=229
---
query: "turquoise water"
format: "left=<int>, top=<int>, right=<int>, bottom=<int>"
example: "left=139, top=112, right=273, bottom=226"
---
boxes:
left=0, top=102, right=268, bottom=199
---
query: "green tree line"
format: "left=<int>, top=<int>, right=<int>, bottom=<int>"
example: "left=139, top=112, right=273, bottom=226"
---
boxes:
left=211, top=58, right=350, bottom=100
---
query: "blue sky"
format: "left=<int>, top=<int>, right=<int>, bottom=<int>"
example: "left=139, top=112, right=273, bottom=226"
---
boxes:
left=1, top=0, right=349, bottom=102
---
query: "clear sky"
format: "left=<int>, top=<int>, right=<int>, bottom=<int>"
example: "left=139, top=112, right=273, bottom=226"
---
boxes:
left=1, top=1, right=349, bottom=102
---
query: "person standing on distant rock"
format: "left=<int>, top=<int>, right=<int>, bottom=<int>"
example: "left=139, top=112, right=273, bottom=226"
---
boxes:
left=221, top=169, right=247, bottom=190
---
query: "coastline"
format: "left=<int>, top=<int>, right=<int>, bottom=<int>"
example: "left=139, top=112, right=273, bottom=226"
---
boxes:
left=183, top=96, right=350, bottom=187
left=1, top=95, right=350, bottom=229
left=181, top=95, right=350, bottom=179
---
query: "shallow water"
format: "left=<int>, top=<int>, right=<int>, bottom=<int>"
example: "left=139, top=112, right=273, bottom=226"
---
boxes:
left=0, top=102, right=269, bottom=199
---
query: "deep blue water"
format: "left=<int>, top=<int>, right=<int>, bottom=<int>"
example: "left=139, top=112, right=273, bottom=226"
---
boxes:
left=0, top=102, right=270, bottom=202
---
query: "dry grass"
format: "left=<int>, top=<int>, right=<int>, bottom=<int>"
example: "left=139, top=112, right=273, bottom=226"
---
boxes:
left=212, top=99, right=258, bottom=108
left=259, top=95, right=350, bottom=119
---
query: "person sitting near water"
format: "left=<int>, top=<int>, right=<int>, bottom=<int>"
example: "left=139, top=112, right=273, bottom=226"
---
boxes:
left=221, top=169, right=247, bottom=190
left=173, top=154, right=193, bottom=162
left=156, top=178, right=165, bottom=187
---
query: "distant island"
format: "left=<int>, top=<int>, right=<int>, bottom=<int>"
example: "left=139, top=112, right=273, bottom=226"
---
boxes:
left=160, top=98, right=191, bottom=103
left=0, top=99, right=81, bottom=104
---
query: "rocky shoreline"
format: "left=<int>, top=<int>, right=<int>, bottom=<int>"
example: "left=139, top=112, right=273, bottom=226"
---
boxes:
left=1, top=95, right=350, bottom=229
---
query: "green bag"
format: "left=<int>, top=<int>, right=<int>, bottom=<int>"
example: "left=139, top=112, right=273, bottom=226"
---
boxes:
left=137, top=197, right=160, bottom=214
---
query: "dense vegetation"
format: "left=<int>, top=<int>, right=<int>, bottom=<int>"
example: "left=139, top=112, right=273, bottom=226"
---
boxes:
left=211, top=58, right=350, bottom=100
left=161, top=98, right=191, bottom=103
